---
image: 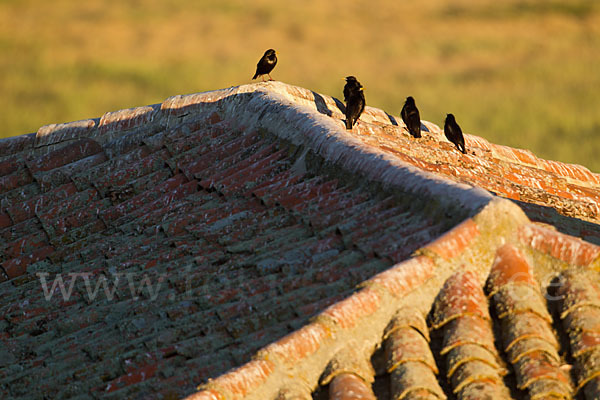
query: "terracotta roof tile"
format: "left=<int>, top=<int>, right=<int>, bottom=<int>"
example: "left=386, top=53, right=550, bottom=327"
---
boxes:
left=430, top=271, right=490, bottom=329
left=422, top=219, right=479, bottom=261
left=2, top=82, right=600, bottom=399
left=389, top=362, right=445, bottom=400
left=519, top=223, right=600, bottom=267
left=329, top=373, right=376, bottom=400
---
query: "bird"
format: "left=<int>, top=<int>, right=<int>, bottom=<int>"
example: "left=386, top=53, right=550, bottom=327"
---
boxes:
left=252, top=49, right=277, bottom=81
left=343, top=76, right=360, bottom=102
left=401, top=96, right=421, bottom=138
left=343, top=76, right=365, bottom=130
left=444, top=114, right=466, bottom=154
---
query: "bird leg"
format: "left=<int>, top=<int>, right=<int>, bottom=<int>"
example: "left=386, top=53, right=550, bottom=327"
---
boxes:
left=268, top=74, right=273, bottom=81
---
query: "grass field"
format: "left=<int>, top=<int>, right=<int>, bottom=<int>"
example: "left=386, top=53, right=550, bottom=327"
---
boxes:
left=1, top=0, right=599, bottom=171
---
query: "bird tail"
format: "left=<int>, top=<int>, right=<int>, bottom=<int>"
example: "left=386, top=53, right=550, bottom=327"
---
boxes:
left=345, top=119, right=352, bottom=130
left=252, top=73, right=258, bottom=80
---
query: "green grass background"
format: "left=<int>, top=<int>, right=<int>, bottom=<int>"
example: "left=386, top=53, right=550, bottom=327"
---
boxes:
left=1, top=0, right=599, bottom=171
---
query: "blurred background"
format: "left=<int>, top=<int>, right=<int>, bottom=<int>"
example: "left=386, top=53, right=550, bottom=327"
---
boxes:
left=1, top=0, right=599, bottom=170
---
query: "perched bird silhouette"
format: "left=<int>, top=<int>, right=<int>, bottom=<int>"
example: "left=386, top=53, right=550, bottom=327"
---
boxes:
left=343, top=76, right=365, bottom=130
left=401, top=96, right=421, bottom=138
left=252, top=49, right=277, bottom=81
left=444, top=114, right=466, bottom=154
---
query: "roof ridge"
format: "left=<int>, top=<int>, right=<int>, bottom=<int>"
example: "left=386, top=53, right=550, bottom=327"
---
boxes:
left=2, top=82, right=599, bottom=190
left=184, top=197, right=600, bottom=400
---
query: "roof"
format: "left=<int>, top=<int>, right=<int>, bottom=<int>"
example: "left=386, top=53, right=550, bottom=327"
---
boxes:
left=0, top=81, right=599, bottom=400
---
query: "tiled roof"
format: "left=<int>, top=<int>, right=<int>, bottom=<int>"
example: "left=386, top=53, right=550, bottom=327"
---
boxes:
left=0, top=82, right=599, bottom=400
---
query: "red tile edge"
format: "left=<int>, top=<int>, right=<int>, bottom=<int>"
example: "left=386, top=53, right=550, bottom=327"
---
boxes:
left=320, top=286, right=381, bottom=330
left=423, top=219, right=480, bottom=260
left=198, top=359, right=275, bottom=400
left=365, top=256, right=434, bottom=298
left=257, top=322, right=331, bottom=365
left=519, top=223, right=600, bottom=266
left=182, top=389, right=222, bottom=400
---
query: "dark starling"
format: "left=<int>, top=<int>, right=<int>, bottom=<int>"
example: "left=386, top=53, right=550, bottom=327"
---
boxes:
left=252, top=49, right=277, bottom=81
left=343, top=76, right=365, bottom=130
left=401, top=96, right=421, bottom=138
left=343, top=76, right=360, bottom=102
left=444, top=113, right=466, bottom=154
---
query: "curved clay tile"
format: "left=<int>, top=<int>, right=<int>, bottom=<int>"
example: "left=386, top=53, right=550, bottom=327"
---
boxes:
left=513, top=352, right=572, bottom=397
left=501, top=313, right=560, bottom=354
left=384, top=309, right=431, bottom=344
left=563, top=306, right=600, bottom=358
left=389, top=362, right=446, bottom=400
left=329, top=373, right=376, bottom=400
left=440, top=316, right=498, bottom=357
left=430, top=271, right=490, bottom=329
left=506, top=338, right=561, bottom=364
left=491, top=284, right=552, bottom=323
left=487, top=243, right=572, bottom=397
left=486, top=244, right=537, bottom=297
left=456, top=380, right=512, bottom=400
left=445, top=344, right=505, bottom=379
left=575, top=349, right=600, bottom=393
left=450, top=361, right=502, bottom=394
left=384, top=310, right=444, bottom=399
left=385, top=327, right=438, bottom=374
left=584, top=377, right=600, bottom=400
left=557, top=269, right=600, bottom=319
left=526, top=379, right=574, bottom=400
left=432, top=271, right=509, bottom=398
left=556, top=269, right=600, bottom=396
left=563, top=302, right=600, bottom=334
